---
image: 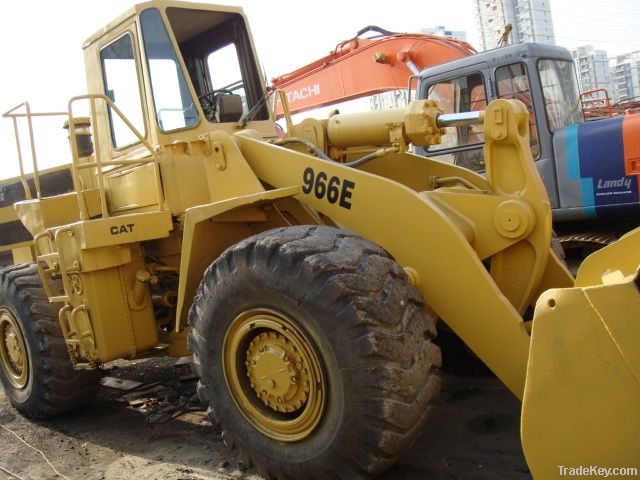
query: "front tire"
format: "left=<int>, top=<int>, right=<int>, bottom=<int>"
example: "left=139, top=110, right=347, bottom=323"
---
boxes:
left=188, top=226, right=441, bottom=479
left=0, top=264, right=100, bottom=418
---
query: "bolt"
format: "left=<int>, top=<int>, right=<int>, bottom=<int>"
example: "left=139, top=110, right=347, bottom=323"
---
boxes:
left=268, top=379, right=276, bottom=389
left=277, top=396, right=283, bottom=404
left=290, top=376, right=298, bottom=385
left=283, top=355, right=290, bottom=364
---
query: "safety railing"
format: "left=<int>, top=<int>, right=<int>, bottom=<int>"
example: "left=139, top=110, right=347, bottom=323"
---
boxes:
left=2, top=102, right=67, bottom=200
left=67, top=94, right=163, bottom=221
left=580, top=88, right=613, bottom=120
left=3, top=95, right=164, bottom=222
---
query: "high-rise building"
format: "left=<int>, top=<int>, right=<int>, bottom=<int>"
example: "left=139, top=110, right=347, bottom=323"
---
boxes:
left=473, top=0, right=555, bottom=51
left=610, top=51, right=640, bottom=103
left=421, top=26, right=467, bottom=42
left=571, top=45, right=613, bottom=98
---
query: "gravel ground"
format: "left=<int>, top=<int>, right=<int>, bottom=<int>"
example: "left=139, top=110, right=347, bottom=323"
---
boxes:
left=0, top=355, right=530, bottom=480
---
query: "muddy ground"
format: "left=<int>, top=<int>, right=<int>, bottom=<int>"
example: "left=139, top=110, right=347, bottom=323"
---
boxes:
left=0, top=353, right=530, bottom=480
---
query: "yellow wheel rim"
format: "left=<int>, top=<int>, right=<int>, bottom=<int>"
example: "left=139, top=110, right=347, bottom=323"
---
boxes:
left=223, top=308, right=325, bottom=442
left=0, top=309, right=29, bottom=389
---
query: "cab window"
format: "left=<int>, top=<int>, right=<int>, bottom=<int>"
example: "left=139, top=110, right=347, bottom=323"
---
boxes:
left=100, top=33, right=146, bottom=148
left=538, top=59, right=584, bottom=131
left=495, top=62, right=540, bottom=158
left=166, top=7, right=268, bottom=124
left=140, top=8, right=199, bottom=132
left=426, top=72, right=486, bottom=172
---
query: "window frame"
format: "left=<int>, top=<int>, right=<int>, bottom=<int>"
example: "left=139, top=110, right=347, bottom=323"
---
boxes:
left=167, top=9, right=269, bottom=125
left=536, top=58, right=584, bottom=134
left=99, top=29, right=148, bottom=151
left=424, top=70, right=487, bottom=155
left=139, top=7, right=201, bottom=134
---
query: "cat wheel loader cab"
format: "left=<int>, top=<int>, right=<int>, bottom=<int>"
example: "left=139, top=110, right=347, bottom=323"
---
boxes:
left=0, top=2, right=639, bottom=479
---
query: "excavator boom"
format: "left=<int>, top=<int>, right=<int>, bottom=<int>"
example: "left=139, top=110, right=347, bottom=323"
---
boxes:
left=271, top=26, right=476, bottom=115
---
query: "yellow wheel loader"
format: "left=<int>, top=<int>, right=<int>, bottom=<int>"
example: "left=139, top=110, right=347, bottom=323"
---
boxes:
left=0, top=2, right=638, bottom=478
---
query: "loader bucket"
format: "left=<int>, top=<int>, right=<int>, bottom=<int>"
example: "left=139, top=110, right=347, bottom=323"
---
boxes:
left=521, top=227, right=640, bottom=478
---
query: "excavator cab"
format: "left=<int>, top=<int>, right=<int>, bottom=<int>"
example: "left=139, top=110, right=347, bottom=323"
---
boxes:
left=417, top=43, right=582, bottom=183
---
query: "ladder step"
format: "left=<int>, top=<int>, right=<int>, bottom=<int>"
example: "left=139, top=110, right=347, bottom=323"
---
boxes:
left=37, top=253, right=60, bottom=262
left=49, top=295, right=69, bottom=303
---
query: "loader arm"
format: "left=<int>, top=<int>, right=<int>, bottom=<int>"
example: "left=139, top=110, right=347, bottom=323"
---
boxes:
left=237, top=96, right=640, bottom=473
left=237, top=99, right=569, bottom=398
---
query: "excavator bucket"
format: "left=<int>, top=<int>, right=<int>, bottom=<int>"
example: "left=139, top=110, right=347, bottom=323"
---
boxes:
left=521, top=227, right=640, bottom=478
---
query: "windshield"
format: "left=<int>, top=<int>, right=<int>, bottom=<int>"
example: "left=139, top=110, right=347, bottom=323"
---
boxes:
left=140, top=8, right=199, bottom=132
left=537, top=59, right=584, bottom=131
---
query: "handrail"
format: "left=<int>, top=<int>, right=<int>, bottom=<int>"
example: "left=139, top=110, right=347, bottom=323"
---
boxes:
left=2, top=102, right=67, bottom=200
left=580, top=88, right=613, bottom=119
left=67, top=94, right=162, bottom=221
left=4, top=95, right=164, bottom=223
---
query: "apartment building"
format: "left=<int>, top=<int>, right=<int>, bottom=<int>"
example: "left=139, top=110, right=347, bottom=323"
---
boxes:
left=473, top=0, right=555, bottom=50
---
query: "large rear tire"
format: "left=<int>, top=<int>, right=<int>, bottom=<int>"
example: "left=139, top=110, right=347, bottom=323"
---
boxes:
left=0, top=264, right=100, bottom=418
left=188, top=226, right=441, bottom=479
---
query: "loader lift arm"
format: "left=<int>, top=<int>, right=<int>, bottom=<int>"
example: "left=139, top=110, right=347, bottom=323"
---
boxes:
left=236, top=97, right=640, bottom=475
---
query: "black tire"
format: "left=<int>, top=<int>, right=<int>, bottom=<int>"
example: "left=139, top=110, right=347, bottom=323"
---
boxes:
left=188, top=226, right=441, bottom=479
left=0, top=264, right=100, bottom=418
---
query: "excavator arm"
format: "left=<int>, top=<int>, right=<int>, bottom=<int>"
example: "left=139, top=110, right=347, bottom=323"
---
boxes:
left=271, top=26, right=475, bottom=116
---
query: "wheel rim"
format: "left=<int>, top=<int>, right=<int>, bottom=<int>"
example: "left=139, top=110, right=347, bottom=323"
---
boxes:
left=0, top=309, right=29, bottom=389
left=223, top=308, right=325, bottom=442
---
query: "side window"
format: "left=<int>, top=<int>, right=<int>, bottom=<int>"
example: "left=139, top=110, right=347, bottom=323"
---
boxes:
left=100, top=33, right=146, bottom=149
left=165, top=8, right=269, bottom=125
left=426, top=72, right=486, bottom=172
left=537, top=59, right=583, bottom=131
left=140, top=8, right=199, bottom=132
left=495, top=63, right=540, bottom=158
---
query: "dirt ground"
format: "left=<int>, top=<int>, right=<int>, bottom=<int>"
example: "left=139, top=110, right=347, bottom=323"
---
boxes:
left=0, top=355, right=531, bottom=480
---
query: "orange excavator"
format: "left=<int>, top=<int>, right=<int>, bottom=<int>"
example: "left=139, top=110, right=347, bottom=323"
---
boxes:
left=271, top=26, right=476, bottom=116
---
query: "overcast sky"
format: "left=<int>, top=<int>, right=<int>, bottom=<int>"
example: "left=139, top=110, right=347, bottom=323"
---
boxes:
left=0, top=0, right=638, bottom=178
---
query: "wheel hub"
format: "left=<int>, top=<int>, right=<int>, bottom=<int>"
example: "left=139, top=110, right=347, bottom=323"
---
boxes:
left=5, top=330, right=23, bottom=369
left=223, top=308, right=325, bottom=442
left=0, top=310, right=28, bottom=389
left=246, top=332, right=310, bottom=413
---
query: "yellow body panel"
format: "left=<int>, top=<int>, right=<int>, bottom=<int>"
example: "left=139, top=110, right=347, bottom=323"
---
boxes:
left=175, top=186, right=301, bottom=328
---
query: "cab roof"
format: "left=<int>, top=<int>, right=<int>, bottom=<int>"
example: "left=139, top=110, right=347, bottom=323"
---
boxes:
left=83, top=0, right=246, bottom=48
left=419, top=42, right=574, bottom=78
